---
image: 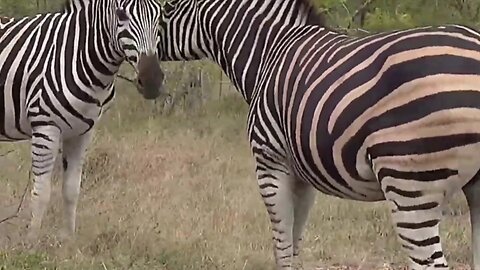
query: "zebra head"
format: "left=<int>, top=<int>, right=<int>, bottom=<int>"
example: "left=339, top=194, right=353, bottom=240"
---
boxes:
left=114, top=0, right=164, bottom=100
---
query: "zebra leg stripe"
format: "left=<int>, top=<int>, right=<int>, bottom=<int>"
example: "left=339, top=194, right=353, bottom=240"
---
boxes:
left=256, top=156, right=316, bottom=270
left=27, top=125, right=61, bottom=240
left=60, top=130, right=93, bottom=239
left=257, top=167, right=294, bottom=269
left=379, top=171, right=449, bottom=269
left=463, top=176, right=480, bottom=270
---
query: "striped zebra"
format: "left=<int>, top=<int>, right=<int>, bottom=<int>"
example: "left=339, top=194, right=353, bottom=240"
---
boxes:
left=157, top=0, right=480, bottom=269
left=0, top=0, right=163, bottom=241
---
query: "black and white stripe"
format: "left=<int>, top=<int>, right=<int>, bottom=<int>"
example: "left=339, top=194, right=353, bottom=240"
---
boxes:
left=157, top=0, right=480, bottom=269
left=0, top=0, right=163, bottom=241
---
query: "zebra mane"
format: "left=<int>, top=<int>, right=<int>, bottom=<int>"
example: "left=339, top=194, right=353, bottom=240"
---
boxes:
left=299, top=0, right=327, bottom=26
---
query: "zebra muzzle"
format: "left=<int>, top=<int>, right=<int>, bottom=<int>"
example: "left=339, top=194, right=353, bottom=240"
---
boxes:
left=136, top=54, right=165, bottom=100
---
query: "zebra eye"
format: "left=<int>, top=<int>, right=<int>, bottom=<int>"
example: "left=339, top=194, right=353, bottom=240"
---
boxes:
left=116, top=8, right=129, bottom=21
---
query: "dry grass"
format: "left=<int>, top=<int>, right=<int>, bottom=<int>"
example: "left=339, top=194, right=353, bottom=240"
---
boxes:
left=0, top=84, right=473, bottom=270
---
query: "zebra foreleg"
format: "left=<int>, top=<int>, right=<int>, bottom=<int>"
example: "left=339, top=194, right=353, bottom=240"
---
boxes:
left=60, top=131, right=93, bottom=240
left=27, top=125, right=62, bottom=241
left=463, top=176, right=480, bottom=270
left=378, top=170, right=449, bottom=270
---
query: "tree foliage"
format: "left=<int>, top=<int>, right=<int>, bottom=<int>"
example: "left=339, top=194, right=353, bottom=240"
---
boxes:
left=0, top=0, right=64, bottom=17
left=314, top=0, right=480, bottom=32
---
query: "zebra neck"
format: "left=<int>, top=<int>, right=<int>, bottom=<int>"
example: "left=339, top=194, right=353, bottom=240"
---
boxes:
left=213, top=0, right=322, bottom=103
left=161, top=0, right=324, bottom=103
left=68, top=0, right=124, bottom=92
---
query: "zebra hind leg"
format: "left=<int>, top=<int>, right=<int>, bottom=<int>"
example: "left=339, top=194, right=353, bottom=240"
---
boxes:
left=463, top=173, right=480, bottom=270
left=378, top=166, right=450, bottom=270
left=256, top=162, right=297, bottom=270
left=292, top=179, right=316, bottom=267
left=27, top=125, right=62, bottom=242
left=60, top=131, right=94, bottom=240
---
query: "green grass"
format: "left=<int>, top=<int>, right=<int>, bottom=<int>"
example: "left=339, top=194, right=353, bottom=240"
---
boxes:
left=0, top=83, right=473, bottom=270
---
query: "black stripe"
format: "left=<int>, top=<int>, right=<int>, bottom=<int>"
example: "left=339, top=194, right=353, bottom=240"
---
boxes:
left=277, top=244, right=292, bottom=251
left=264, top=202, right=275, bottom=207
left=259, top=183, right=279, bottom=189
left=410, top=256, right=431, bottom=266
left=32, top=151, right=50, bottom=157
left=31, top=143, right=50, bottom=150
left=431, top=251, right=444, bottom=260
left=272, top=237, right=284, bottom=243
left=30, top=120, right=57, bottom=129
left=63, top=158, right=68, bottom=170
left=261, top=192, right=276, bottom=198
left=122, top=44, right=137, bottom=51
left=397, top=219, right=439, bottom=229
left=32, top=155, right=54, bottom=163
left=369, top=134, right=480, bottom=158
left=384, top=185, right=422, bottom=198
left=378, top=168, right=458, bottom=182
left=32, top=162, right=54, bottom=170
left=101, top=87, right=116, bottom=107
left=32, top=132, right=53, bottom=142
left=32, top=171, right=48, bottom=177
left=398, top=234, right=440, bottom=247
left=272, top=227, right=284, bottom=234
left=258, top=173, right=278, bottom=180
left=267, top=209, right=276, bottom=215
left=395, top=201, right=439, bottom=211
left=270, top=217, right=281, bottom=224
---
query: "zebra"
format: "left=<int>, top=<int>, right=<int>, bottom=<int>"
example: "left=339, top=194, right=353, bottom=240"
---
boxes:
left=0, top=0, right=164, bottom=241
left=157, top=0, right=480, bottom=269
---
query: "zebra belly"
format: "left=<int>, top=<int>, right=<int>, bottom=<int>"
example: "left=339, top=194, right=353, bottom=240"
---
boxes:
left=0, top=106, right=101, bottom=142
left=41, top=108, right=101, bottom=140
left=275, top=87, right=382, bottom=201
left=287, top=129, right=384, bottom=202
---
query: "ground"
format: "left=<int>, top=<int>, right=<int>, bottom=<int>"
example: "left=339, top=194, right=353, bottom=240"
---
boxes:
left=0, top=85, right=474, bottom=269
